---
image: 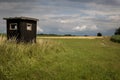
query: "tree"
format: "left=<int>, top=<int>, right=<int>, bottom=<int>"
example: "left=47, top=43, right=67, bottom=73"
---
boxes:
left=64, top=34, right=72, bottom=36
left=115, top=27, right=120, bottom=35
left=97, top=32, right=102, bottom=36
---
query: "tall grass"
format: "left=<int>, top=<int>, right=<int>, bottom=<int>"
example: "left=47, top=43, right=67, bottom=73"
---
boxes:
left=0, top=36, right=120, bottom=80
left=0, top=37, right=66, bottom=80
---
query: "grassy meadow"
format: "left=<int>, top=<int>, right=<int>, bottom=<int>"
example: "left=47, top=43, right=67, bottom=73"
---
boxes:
left=0, top=36, right=120, bottom=80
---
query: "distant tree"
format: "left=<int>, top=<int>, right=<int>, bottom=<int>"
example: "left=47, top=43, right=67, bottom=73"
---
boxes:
left=84, top=35, right=89, bottom=36
left=115, top=27, right=120, bottom=35
left=97, top=32, right=102, bottom=36
left=64, top=34, right=72, bottom=36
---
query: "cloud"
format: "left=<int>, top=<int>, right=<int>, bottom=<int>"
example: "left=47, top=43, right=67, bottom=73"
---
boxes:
left=37, top=26, right=44, bottom=33
left=59, top=19, right=75, bottom=23
left=68, top=0, right=120, bottom=6
left=0, top=0, right=120, bottom=35
left=0, top=0, right=37, bottom=2
left=73, top=25, right=98, bottom=31
left=108, top=15, right=120, bottom=21
left=73, top=25, right=87, bottom=31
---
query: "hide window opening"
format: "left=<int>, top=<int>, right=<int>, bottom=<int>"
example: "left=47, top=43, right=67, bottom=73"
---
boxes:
left=27, top=23, right=32, bottom=31
left=10, top=23, right=17, bottom=30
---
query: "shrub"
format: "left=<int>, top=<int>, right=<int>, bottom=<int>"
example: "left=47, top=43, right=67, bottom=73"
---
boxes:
left=111, top=35, right=120, bottom=43
left=115, top=27, right=120, bottom=35
left=97, top=32, right=102, bottom=36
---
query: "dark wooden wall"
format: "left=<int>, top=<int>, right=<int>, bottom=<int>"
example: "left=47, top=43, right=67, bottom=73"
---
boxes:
left=20, top=20, right=37, bottom=42
left=6, top=19, right=37, bottom=43
left=7, top=19, right=20, bottom=40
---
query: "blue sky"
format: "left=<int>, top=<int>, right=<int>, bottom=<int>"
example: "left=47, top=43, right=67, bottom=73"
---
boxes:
left=0, top=0, right=120, bottom=35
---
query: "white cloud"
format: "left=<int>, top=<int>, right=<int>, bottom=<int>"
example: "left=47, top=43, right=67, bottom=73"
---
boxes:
left=73, top=25, right=98, bottom=31
left=60, top=20, right=68, bottom=23
left=108, top=15, right=120, bottom=21
left=37, top=26, right=44, bottom=33
left=90, top=25, right=98, bottom=30
left=73, top=25, right=87, bottom=31
left=60, top=19, right=74, bottom=23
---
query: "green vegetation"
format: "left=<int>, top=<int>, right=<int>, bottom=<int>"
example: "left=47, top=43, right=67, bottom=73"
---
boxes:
left=0, top=33, right=6, bottom=37
left=115, top=27, right=120, bottom=35
left=111, top=35, right=120, bottom=43
left=111, top=27, right=120, bottom=43
left=97, top=32, right=102, bottom=36
left=0, top=36, right=120, bottom=80
left=37, top=33, right=74, bottom=36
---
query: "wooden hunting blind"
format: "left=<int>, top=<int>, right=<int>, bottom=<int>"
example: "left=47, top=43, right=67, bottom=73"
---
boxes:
left=3, top=17, right=39, bottom=43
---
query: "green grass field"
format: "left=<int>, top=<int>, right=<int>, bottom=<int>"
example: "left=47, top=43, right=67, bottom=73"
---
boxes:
left=0, top=36, right=120, bottom=80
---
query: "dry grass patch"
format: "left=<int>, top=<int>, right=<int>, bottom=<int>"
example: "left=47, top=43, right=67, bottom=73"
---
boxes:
left=38, top=36, right=103, bottom=39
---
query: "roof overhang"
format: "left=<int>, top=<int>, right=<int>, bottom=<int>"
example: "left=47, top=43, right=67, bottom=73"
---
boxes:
left=3, top=16, right=39, bottom=21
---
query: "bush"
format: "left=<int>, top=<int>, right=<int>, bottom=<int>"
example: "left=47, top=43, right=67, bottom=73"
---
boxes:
left=111, top=35, right=120, bottom=43
left=97, top=32, right=102, bottom=36
left=115, top=27, right=120, bottom=35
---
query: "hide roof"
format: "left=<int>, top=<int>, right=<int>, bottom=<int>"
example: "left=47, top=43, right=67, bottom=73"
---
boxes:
left=3, top=16, right=39, bottom=21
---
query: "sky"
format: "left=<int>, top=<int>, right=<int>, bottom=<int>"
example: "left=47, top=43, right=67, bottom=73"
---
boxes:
left=0, top=0, right=120, bottom=35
